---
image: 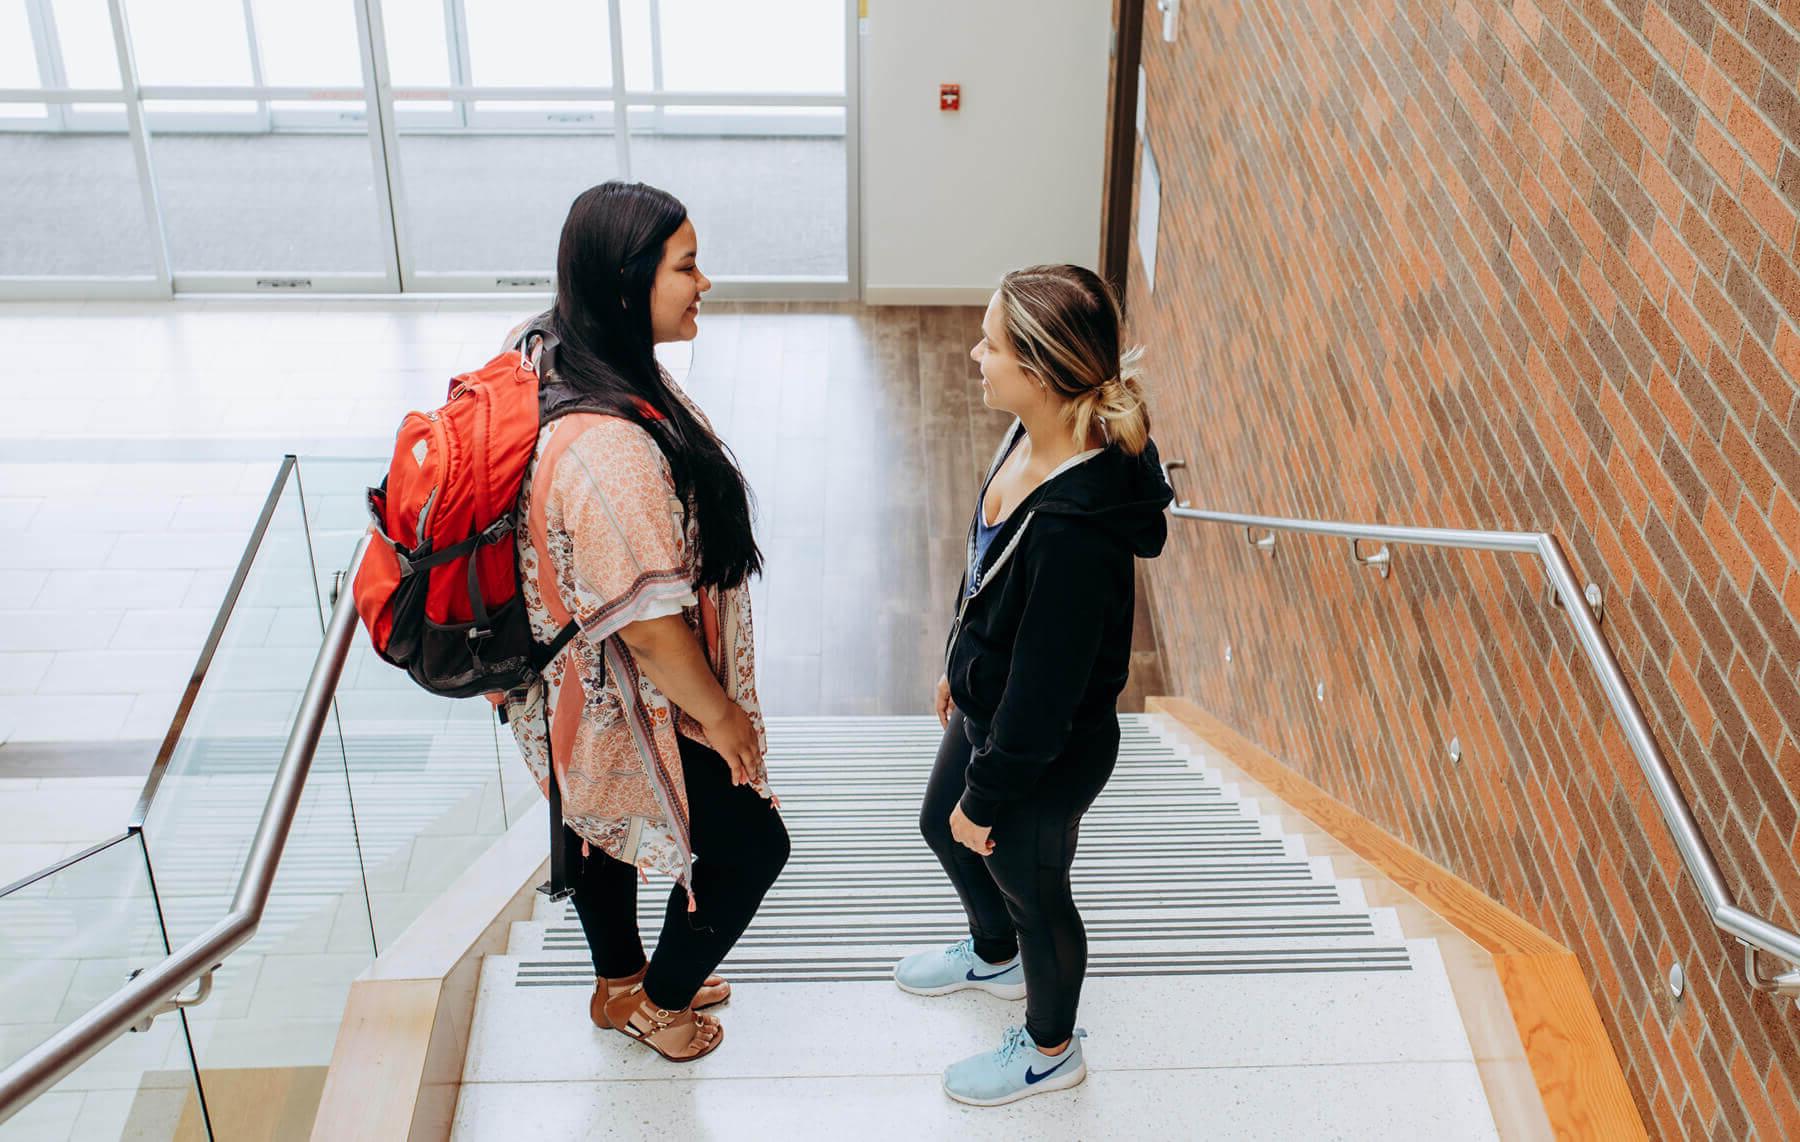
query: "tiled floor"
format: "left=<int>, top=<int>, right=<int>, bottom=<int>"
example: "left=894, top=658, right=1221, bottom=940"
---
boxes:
left=0, top=299, right=559, bottom=754
left=0, top=462, right=279, bottom=740
left=0, top=778, right=145, bottom=888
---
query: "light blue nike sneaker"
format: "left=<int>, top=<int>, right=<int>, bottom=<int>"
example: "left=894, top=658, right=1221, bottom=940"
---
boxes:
left=943, top=1025, right=1088, bottom=1106
left=893, top=937, right=1026, bottom=1000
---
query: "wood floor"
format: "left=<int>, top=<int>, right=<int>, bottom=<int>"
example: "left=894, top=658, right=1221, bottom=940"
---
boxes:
left=685, top=302, right=1166, bottom=717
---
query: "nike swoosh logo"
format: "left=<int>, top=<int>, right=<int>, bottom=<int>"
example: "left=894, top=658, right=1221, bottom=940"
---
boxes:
left=965, top=964, right=1015, bottom=982
left=1025, top=1053, right=1075, bottom=1084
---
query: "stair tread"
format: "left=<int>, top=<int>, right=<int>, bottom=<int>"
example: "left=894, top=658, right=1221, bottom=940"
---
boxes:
left=452, top=1063, right=1500, bottom=1139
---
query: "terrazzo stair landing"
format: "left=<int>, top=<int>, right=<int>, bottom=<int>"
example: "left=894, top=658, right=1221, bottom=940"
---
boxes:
left=451, top=715, right=1502, bottom=1139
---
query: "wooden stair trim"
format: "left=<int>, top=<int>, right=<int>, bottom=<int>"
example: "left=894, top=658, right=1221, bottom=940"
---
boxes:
left=1149, top=696, right=1645, bottom=1140
left=310, top=802, right=550, bottom=1142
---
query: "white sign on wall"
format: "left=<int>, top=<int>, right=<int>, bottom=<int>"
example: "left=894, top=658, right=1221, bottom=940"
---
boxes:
left=1138, top=138, right=1161, bottom=292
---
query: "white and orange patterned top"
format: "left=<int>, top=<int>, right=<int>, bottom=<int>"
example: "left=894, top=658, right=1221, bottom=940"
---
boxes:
left=502, top=393, right=770, bottom=902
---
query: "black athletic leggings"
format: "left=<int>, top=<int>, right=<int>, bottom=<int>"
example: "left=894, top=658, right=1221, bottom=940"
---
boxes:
left=569, top=732, right=789, bottom=1012
left=919, top=707, right=1118, bottom=1048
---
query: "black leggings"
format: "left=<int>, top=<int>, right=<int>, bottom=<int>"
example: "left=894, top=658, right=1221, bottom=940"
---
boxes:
left=919, top=708, right=1118, bottom=1048
left=569, top=732, right=790, bottom=1012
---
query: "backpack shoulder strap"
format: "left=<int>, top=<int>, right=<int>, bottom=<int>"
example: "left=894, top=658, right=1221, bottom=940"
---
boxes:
left=532, top=619, right=580, bottom=673
left=514, top=315, right=559, bottom=375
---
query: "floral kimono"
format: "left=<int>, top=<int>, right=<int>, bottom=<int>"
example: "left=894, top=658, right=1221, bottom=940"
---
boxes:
left=503, top=385, right=771, bottom=903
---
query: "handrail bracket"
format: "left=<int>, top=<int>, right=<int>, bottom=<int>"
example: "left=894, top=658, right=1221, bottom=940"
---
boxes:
left=1163, top=459, right=1193, bottom=510
left=1547, top=580, right=1605, bottom=623
left=125, top=966, right=216, bottom=1034
left=1350, top=537, right=1392, bottom=579
left=1741, top=942, right=1800, bottom=1002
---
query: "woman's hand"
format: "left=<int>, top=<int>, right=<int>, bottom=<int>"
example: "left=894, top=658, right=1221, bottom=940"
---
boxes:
left=949, top=802, right=993, bottom=856
left=701, top=702, right=762, bottom=786
left=616, top=614, right=762, bottom=787
left=934, top=674, right=955, bottom=729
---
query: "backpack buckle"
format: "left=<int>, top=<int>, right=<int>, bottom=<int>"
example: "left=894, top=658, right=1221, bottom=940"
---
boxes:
left=521, top=332, right=545, bottom=375
left=479, top=517, right=515, bottom=544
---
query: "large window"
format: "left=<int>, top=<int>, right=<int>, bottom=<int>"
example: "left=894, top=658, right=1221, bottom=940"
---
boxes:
left=0, top=0, right=858, bottom=296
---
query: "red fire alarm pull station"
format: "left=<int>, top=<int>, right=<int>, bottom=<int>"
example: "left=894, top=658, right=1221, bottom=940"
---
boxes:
left=940, top=83, right=960, bottom=111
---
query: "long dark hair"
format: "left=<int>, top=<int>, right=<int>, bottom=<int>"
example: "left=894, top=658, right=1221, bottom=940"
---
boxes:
left=545, top=181, right=761, bottom=591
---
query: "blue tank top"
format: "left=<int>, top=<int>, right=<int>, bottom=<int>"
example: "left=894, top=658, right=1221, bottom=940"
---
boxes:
left=970, top=515, right=1004, bottom=596
left=968, top=432, right=1024, bottom=597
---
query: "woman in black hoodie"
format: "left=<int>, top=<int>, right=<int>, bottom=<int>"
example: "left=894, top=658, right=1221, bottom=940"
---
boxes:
left=893, top=264, right=1173, bottom=1106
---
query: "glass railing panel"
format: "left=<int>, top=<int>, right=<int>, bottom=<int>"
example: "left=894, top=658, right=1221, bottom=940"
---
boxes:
left=133, top=461, right=373, bottom=1140
left=0, top=834, right=205, bottom=1141
left=298, top=458, right=532, bottom=951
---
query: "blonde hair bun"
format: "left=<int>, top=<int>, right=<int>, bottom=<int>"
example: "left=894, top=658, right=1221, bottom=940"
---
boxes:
left=997, top=265, right=1152, bottom=456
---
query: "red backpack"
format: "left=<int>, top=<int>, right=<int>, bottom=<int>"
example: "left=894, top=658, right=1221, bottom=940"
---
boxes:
left=353, top=333, right=578, bottom=699
left=355, top=330, right=589, bottom=898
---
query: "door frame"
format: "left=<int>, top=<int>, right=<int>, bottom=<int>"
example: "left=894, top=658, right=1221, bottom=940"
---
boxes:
left=1099, top=0, right=1145, bottom=303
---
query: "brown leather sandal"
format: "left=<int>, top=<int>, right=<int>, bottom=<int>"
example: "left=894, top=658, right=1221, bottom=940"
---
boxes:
left=590, top=966, right=646, bottom=1029
left=591, top=968, right=729, bottom=1029
left=600, top=984, right=724, bottom=1062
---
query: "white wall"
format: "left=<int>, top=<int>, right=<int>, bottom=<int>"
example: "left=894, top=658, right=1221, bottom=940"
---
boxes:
left=860, top=0, right=1113, bottom=304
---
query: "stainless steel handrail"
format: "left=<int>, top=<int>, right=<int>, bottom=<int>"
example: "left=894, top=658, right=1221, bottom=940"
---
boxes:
left=1161, top=459, right=1800, bottom=1002
left=0, top=540, right=368, bottom=1124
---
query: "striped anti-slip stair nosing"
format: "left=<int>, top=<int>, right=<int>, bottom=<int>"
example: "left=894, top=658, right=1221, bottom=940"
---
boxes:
left=537, top=928, right=1384, bottom=951
left=508, top=714, right=1410, bottom=986
left=511, top=948, right=1416, bottom=987
left=781, top=833, right=1278, bottom=845
left=725, top=883, right=1343, bottom=899
left=539, top=917, right=1382, bottom=939
left=586, top=892, right=1333, bottom=912
left=542, top=913, right=1377, bottom=935
left=730, top=879, right=1353, bottom=897
left=739, top=894, right=1336, bottom=908
left=759, top=839, right=1296, bottom=857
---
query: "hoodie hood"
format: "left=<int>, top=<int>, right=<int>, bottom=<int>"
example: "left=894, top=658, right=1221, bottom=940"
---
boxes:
left=1031, top=434, right=1173, bottom=558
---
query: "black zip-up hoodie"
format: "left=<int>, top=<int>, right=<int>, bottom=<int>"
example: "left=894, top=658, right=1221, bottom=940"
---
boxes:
left=945, top=420, right=1174, bottom=827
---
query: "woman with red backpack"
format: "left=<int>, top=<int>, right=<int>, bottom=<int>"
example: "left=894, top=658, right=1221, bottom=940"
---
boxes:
left=500, top=181, right=788, bottom=1063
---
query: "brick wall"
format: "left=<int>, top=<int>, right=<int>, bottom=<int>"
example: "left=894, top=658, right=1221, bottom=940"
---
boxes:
left=1126, top=0, right=1800, bottom=1134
